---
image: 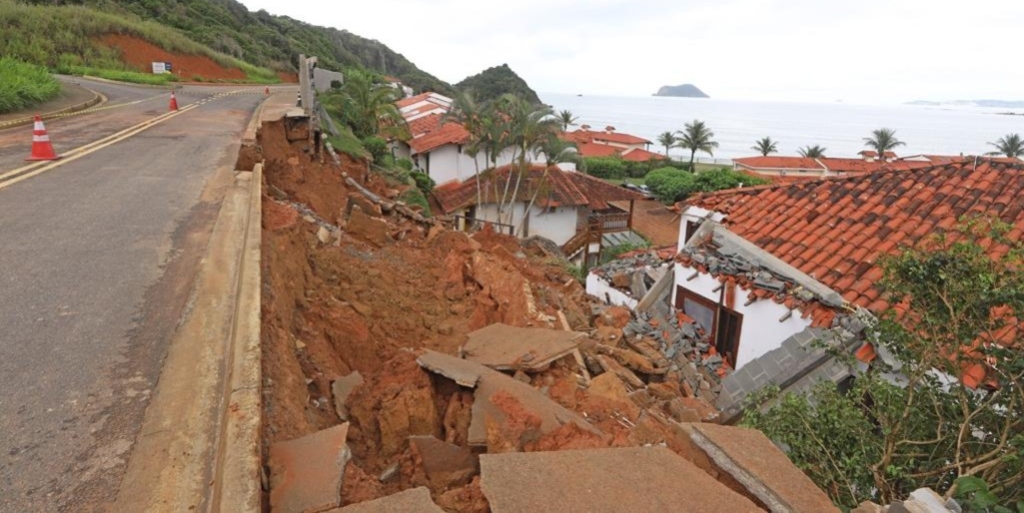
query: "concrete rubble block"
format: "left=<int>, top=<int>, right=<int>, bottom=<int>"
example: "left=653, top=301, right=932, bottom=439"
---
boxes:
left=332, top=371, right=364, bottom=421
left=688, top=423, right=840, bottom=513
left=905, top=488, right=957, bottom=513
left=593, top=354, right=645, bottom=389
left=667, top=397, right=702, bottom=423
left=409, top=435, right=479, bottom=488
left=269, top=423, right=352, bottom=513
left=325, top=486, right=444, bottom=513
left=851, top=501, right=884, bottom=513
left=347, top=206, right=393, bottom=247
left=462, top=323, right=585, bottom=372
left=479, top=446, right=763, bottom=513
left=596, top=343, right=663, bottom=375
left=416, top=350, right=601, bottom=447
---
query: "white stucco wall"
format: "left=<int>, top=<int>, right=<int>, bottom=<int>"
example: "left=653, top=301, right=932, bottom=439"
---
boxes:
left=586, top=273, right=639, bottom=309
left=472, top=203, right=580, bottom=244
left=390, top=142, right=411, bottom=160
left=678, top=206, right=727, bottom=252
left=415, top=145, right=546, bottom=186
left=672, top=263, right=813, bottom=370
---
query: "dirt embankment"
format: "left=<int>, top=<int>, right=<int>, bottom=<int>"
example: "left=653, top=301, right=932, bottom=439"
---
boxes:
left=256, top=119, right=758, bottom=511
left=97, top=34, right=246, bottom=81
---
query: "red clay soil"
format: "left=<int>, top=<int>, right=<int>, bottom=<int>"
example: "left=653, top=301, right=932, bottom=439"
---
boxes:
left=255, top=117, right=766, bottom=511
left=277, top=72, right=299, bottom=83
left=97, top=34, right=246, bottom=81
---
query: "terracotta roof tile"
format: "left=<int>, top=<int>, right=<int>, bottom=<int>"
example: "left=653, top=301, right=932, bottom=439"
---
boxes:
left=432, top=165, right=589, bottom=213
left=409, top=120, right=471, bottom=154
left=682, top=159, right=1024, bottom=311
left=563, top=129, right=651, bottom=146
left=620, top=147, right=668, bottom=162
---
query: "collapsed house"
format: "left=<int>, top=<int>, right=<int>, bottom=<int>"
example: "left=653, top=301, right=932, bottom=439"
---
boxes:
left=589, top=158, right=1024, bottom=419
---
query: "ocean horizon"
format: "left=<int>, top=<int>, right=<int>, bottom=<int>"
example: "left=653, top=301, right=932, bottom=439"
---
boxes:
left=541, top=92, right=1024, bottom=163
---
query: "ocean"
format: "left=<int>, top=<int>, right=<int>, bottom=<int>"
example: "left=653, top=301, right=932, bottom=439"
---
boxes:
left=541, top=93, right=1024, bottom=163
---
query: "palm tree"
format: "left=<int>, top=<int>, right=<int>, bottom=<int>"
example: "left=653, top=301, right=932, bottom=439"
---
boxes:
left=443, top=93, right=486, bottom=208
left=493, top=95, right=560, bottom=225
left=675, top=119, right=719, bottom=171
left=657, top=131, right=677, bottom=157
left=752, top=137, right=779, bottom=156
left=336, top=69, right=406, bottom=140
left=798, top=145, right=827, bottom=158
left=863, top=128, right=905, bottom=158
left=558, top=109, right=578, bottom=132
left=987, top=133, right=1024, bottom=158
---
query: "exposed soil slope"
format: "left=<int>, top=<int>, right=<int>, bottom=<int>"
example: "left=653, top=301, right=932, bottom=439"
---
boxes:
left=98, top=34, right=245, bottom=81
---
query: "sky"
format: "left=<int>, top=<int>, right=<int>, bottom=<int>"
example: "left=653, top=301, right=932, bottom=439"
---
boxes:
left=237, top=0, right=1024, bottom=104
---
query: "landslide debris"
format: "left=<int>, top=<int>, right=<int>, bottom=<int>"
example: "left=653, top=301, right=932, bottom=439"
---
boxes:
left=257, top=118, right=744, bottom=512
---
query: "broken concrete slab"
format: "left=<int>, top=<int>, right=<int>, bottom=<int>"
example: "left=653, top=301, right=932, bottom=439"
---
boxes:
left=416, top=350, right=600, bottom=447
left=687, top=423, right=840, bottom=513
left=332, top=372, right=364, bottom=421
left=479, top=446, right=762, bottom=513
left=327, top=487, right=444, bottom=513
left=462, top=323, right=585, bottom=372
left=269, top=423, right=351, bottom=513
left=408, top=436, right=478, bottom=488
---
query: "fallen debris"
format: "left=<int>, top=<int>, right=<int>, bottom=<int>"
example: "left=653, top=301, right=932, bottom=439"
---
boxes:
left=327, top=486, right=444, bottom=513
left=332, top=372, right=363, bottom=421
left=269, top=423, right=352, bottom=513
left=479, top=446, right=764, bottom=513
left=462, top=323, right=585, bottom=372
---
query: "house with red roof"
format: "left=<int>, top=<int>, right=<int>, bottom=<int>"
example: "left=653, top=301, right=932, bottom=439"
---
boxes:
left=433, top=164, right=646, bottom=262
left=661, top=157, right=1024, bottom=418
left=733, top=153, right=936, bottom=179
left=391, top=92, right=545, bottom=186
left=563, top=126, right=666, bottom=163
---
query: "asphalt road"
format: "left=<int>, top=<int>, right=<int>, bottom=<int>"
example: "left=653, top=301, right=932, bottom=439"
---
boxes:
left=0, top=78, right=275, bottom=512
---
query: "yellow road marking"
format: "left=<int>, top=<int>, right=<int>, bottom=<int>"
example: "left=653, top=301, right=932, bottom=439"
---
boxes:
left=0, top=103, right=200, bottom=191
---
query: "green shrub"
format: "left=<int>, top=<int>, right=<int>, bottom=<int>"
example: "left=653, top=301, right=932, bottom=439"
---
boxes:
left=584, top=156, right=627, bottom=179
left=410, top=171, right=435, bottom=196
left=646, top=167, right=770, bottom=203
left=362, top=136, right=388, bottom=164
left=396, top=158, right=414, bottom=171
left=0, top=58, right=61, bottom=113
left=399, top=188, right=432, bottom=217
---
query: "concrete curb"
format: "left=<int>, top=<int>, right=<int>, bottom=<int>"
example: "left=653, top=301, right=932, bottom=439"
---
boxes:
left=211, top=161, right=263, bottom=512
left=81, top=75, right=181, bottom=90
left=0, top=88, right=106, bottom=130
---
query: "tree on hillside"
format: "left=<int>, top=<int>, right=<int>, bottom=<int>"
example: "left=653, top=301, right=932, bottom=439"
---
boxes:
left=798, top=145, right=827, bottom=158
left=744, top=218, right=1024, bottom=509
left=490, top=95, right=560, bottom=227
left=987, top=133, right=1024, bottom=158
left=657, top=131, right=677, bottom=157
left=863, top=128, right=905, bottom=157
left=443, top=92, right=488, bottom=207
left=336, top=69, right=406, bottom=140
left=752, top=136, right=779, bottom=156
left=558, top=110, right=578, bottom=132
left=674, top=120, right=719, bottom=172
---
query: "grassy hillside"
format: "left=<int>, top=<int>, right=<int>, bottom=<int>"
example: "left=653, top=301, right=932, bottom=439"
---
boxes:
left=0, top=58, right=61, bottom=114
left=455, top=64, right=541, bottom=104
left=1, top=0, right=277, bottom=82
left=24, top=0, right=456, bottom=95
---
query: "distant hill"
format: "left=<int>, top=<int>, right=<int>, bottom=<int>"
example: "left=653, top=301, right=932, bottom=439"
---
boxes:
left=907, top=99, right=1024, bottom=108
left=455, top=64, right=540, bottom=104
left=23, top=0, right=455, bottom=94
left=654, top=84, right=709, bottom=98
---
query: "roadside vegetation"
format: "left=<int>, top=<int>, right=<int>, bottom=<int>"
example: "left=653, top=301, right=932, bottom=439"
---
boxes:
left=0, top=58, right=61, bottom=114
left=744, top=218, right=1024, bottom=510
left=1, top=0, right=277, bottom=83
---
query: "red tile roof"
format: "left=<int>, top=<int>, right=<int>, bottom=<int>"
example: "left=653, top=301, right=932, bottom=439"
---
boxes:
left=433, top=165, right=589, bottom=213
left=409, top=119, right=471, bottom=154
left=681, top=159, right=1024, bottom=312
left=433, top=167, right=643, bottom=213
left=733, top=157, right=824, bottom=172
left=563, top=129, right=651, bottom=146
left=564, top=171, right=646, bottom=210
left=396, top=92, right=435, bottom=109
left=408, top=113, right=441, bottom=138
left=621, top=147, right=668, bottom=162
left=859, top=150, right=898, bottom=159
left=576, top=141, right=620, bottom=158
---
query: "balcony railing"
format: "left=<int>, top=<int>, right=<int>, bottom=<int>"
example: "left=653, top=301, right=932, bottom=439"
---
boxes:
left=590, top=212, right=630, bottom=233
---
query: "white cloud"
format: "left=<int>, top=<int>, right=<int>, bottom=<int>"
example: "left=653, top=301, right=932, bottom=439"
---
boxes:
left=238, top=0, right=1024, bottom=103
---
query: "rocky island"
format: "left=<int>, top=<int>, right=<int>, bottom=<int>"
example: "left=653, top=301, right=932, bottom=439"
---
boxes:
left=654, top=84, right=709, bottom=98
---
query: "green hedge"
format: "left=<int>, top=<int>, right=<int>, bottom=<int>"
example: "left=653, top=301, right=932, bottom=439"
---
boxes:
left=646, top=167, right=770, bottom=203
left=0, top=58, right=61, bottom=114
left=583, top=157, right=627, bottom=179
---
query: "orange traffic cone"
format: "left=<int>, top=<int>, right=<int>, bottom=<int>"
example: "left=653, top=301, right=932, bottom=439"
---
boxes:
left=264, top=86, right=270, bottom=95
left=25, top=116, right=60, bottom=161
left=168, top=91, right=179, bottom=111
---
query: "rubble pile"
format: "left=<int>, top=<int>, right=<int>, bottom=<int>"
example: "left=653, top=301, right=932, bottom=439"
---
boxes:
left=255, top=118, right=835, bottom=512
left=590, top=247, right=673, bottom=300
